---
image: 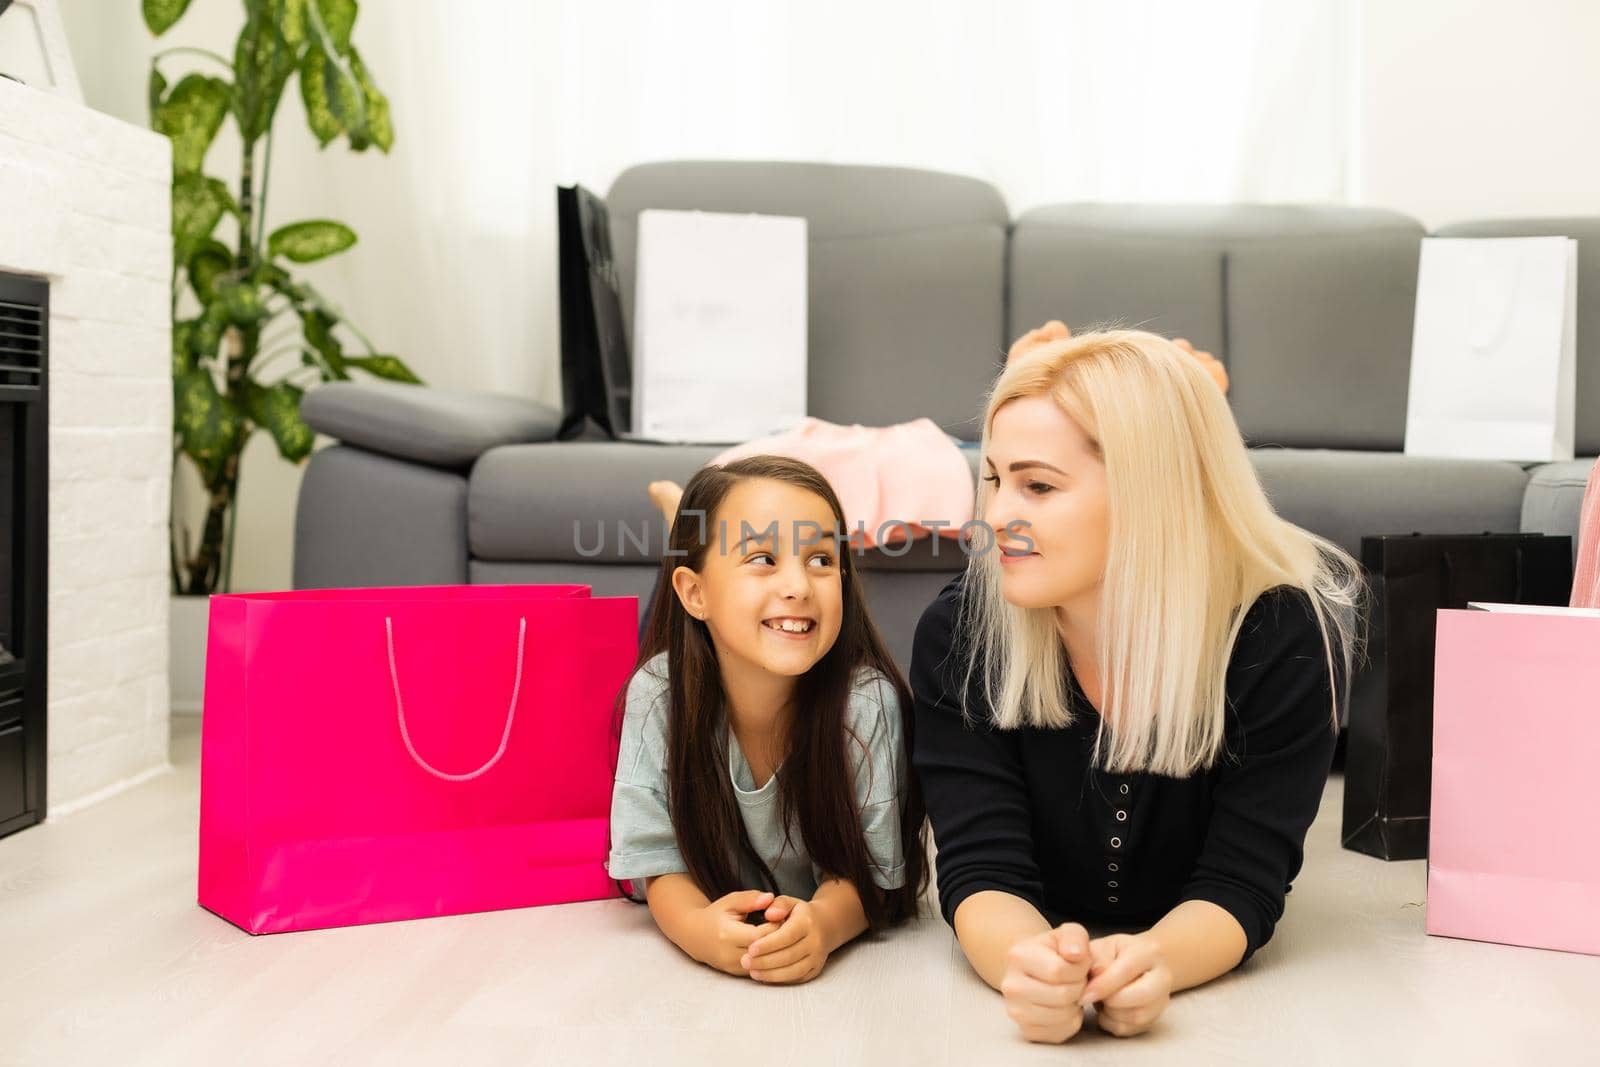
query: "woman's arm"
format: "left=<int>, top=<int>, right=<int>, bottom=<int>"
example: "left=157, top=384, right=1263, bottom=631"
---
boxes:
left=1174, top=588, right=1340, bottom=968
left=1144, top=899, right=1247, bottom=992
left=953, top=890, right=1054, bottom=989
left=910, top=580, right=1051, bottom=945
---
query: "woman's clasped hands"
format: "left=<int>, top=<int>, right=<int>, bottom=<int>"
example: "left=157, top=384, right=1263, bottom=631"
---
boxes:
left=1000, top=923, right=1173, bottom=1043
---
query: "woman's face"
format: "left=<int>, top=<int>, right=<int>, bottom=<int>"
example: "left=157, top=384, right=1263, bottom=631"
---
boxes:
left=982, top=395, right=1111, bottom=614
left=671, top=478, right=846, bottom=678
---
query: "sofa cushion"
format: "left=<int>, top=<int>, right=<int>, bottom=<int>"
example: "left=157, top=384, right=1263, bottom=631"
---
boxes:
left=471, top=441, right=718, bottom=563
left=605, top=161, right=1009, bottom=440
left=1432, top=219, right=1600, bottom=456
left=1008, top=204, right=1425, bottom=451
left=1250, top=448, right=1530, bottom=556
left=301, top=381, right=561, bottom=469
left=1521, top=458, right=1599, bottom=562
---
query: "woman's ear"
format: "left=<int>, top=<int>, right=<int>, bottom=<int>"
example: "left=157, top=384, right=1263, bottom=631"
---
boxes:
left=670, top=565, right=708, bottom=621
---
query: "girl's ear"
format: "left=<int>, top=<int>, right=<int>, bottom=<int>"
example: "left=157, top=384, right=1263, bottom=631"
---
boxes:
left=670, top=565, right=708, bottom=621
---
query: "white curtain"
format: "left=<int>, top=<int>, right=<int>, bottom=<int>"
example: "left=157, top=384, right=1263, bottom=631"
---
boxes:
left=289, top=0, right=1355, bottom=403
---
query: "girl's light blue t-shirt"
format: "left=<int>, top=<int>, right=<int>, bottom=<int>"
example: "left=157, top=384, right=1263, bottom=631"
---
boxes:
left=606, top=652, right=908, bottom=901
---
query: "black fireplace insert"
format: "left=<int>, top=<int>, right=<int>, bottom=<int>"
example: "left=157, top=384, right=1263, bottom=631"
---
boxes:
left=0, top=270, right=48, bottom=837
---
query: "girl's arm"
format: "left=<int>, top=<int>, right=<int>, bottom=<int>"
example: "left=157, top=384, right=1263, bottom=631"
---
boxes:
left=807, top=877, right=869, bottom=954
left=645, top=874, right=777, bottom=975
left=644, top=872, right=711, bottom=953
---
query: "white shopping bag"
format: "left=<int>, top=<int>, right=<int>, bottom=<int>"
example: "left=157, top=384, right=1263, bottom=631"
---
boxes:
left=631, top=209, right=807, bottom=444
left=1405, top=236, right=1577, bottom=463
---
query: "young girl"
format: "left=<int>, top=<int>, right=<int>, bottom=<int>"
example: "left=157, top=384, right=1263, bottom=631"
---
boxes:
left=607, top=455, right=929, bottom=984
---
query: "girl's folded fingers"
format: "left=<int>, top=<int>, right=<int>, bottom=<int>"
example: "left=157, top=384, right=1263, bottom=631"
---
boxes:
left=747, top=919, right=805, bottom=957
left=730, top=921, right=781, bottom=949
left=749, top=957, right=817, bottom=984
left=742, top=941, right=809, bottom=973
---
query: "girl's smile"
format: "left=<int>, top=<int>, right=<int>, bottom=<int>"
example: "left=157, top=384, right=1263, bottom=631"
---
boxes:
left=762, top=615, right=818, bottom=637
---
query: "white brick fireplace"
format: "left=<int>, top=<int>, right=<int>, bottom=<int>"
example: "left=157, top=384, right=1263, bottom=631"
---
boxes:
left=0, top=77, right=173, bottom=814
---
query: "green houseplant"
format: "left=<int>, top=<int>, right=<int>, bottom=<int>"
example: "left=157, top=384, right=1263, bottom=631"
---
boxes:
left=145, top=0, right=420, bottom=595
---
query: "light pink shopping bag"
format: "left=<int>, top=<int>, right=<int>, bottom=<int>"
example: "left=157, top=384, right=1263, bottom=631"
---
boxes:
left=1428, top=606, right=1600, bottom=955
left=198, top=584, right=636, bottom=934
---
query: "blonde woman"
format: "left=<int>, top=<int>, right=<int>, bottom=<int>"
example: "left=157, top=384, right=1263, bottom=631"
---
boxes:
left=911, top=324, right=1362, bottom=1043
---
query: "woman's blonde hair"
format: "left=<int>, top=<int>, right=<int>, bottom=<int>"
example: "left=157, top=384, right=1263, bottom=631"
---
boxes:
left=961, top=329, right=1364, bottom=777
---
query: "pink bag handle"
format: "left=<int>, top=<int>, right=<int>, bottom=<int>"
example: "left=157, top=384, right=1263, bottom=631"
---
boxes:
left=384, top=615, right=527, bottom=782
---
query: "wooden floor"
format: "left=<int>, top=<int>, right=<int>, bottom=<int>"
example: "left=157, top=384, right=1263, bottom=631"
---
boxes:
left=2, top=717, right=1596, bottom=1066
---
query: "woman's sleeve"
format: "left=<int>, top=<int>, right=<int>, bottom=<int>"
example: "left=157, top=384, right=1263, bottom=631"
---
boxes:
left=1177, top=589, right=1341, bottom=964
left=909, top=579, right=1048, bottom=927
left=606, top=667, right=689, bottom=901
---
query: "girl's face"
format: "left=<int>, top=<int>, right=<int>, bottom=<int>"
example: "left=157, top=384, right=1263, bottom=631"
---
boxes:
left=982, top=395, right=1111, bottom=614
left=671, top=478, right=845, bottom=678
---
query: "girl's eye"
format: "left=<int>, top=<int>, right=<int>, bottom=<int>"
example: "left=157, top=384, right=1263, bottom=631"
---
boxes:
left=808, top=553, right=834, bottom=568
left=749, top=553, right=775, bottom=566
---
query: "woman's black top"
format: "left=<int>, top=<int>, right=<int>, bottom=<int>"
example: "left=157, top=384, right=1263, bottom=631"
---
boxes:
left=909, top=572, right=1339, bottom=965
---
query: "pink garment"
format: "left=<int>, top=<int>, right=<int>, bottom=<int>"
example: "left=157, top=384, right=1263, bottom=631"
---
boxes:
left=1572, top=458, right=1600, bottom=609
left=710, top=417, right=974, bottom=549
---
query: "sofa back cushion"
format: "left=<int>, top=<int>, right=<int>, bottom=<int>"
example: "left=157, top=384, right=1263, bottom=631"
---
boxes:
left=606, top=161, right=1009, bottom=440
left=1008, top=204, right=1425, bottom=450
left=1432, top=218, right=1600, bottom=456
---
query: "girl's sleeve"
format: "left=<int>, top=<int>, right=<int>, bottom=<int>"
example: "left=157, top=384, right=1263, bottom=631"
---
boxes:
left=606, top=665, right=689, bottom=901
left=840, top=670, right=908, bottom=891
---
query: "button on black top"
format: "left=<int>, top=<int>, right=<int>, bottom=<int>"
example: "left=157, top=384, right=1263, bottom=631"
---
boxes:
left=910, top=571, right=1339, bottom=966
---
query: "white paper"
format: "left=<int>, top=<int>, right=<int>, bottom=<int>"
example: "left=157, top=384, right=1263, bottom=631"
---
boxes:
left=1404, top=236, right=1577, bottom=463
left=631, top=209, right=807, bottom=444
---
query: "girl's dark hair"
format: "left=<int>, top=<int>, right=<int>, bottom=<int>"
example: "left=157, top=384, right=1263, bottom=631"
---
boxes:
left=623, top=454, right=928, bottom=928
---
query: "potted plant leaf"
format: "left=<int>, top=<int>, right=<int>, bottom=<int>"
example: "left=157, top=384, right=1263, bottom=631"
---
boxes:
left=146, top=0, right=420, bottom=705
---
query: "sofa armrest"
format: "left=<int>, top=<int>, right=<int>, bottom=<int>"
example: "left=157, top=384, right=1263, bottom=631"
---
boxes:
left=301, top=381, right=561, bottom=468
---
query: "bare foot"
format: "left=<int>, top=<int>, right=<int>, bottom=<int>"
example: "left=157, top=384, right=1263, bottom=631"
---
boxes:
left=1007, top=319, right=1071, bottom=365
left=647, top=480, right=684, bottom=526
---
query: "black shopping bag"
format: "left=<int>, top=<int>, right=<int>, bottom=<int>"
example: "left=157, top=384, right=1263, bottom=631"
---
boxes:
left=1341, top=532, right=1573, bottom=860
left=556, top=185, right=633, bottom=440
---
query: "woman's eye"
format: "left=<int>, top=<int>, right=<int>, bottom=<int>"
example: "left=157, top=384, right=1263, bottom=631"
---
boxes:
left=1026, top=482, right=1053, bottom=495
left=981, top=473, right=999, bottom=485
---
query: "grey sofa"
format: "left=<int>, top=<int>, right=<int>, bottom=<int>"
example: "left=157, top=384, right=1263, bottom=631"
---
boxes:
left=293, top=161, right=1598, bottom=670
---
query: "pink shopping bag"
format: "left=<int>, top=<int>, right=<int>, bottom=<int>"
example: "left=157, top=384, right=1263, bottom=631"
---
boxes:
left=1573, top=458, right=1600, bottom=608
left=1427, top=606, right=1600, bottom=955
left=198, top=584, right=636, bottom=934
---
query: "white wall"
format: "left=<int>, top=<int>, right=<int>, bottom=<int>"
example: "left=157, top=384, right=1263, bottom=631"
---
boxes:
left=57, top=0, right=559, bottom=594
left=54, top=0, right=1600, bottom=594
left=1356, top=0, right=1600, bottom=227
left=0, top=76, right=173, bottom=811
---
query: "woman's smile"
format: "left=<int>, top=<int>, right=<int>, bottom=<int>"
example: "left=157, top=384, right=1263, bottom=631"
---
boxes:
left=998, top=543, right=1040, bottom=566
